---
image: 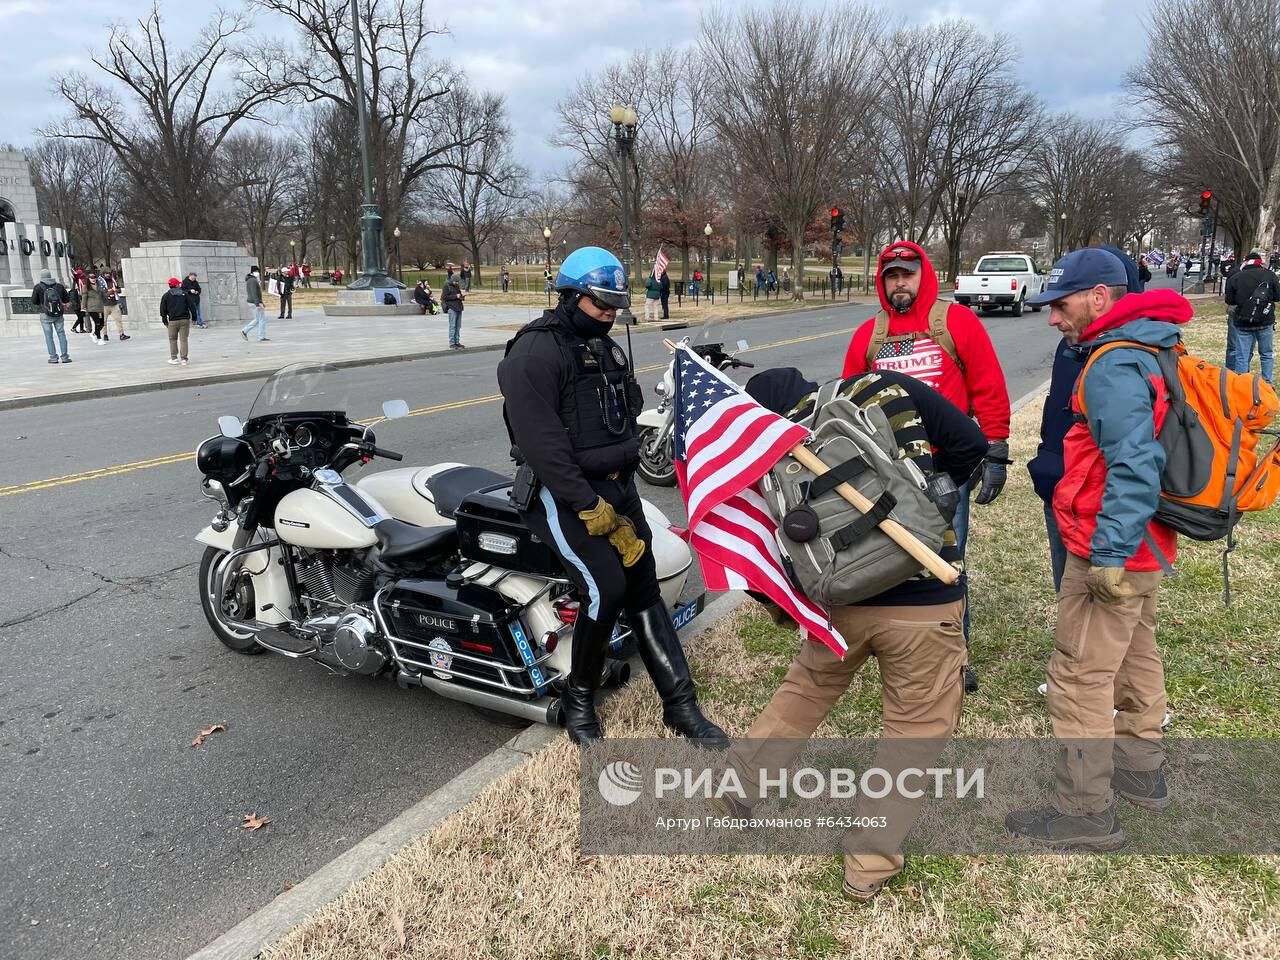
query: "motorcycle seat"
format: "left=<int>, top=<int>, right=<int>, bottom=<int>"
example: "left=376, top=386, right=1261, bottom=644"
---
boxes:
left=423, top=465, right=510, bottom=519
left=373, top=518, right=457, bottom=562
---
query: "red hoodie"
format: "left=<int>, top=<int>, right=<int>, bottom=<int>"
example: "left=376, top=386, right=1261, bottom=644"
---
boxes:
left=841, top=241, right=1010, bottom=441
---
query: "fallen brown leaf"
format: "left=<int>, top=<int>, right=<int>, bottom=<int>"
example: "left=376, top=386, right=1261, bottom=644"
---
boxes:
left=390, top=903, right=406, bottom=948
left=191, top=723, right=228, bottom=748
left=241, top=812, right=271, bottom=831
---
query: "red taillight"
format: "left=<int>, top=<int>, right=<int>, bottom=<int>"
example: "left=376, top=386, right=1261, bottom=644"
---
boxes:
left=1011, top=279, right=1018, bottom=291
left=554, top=599, right=579, bottom=624
left=460, top=640, right=494, bottom=653
left=541, top=631, right=560, bottom=653
left=953, top=278, right=959, bottom=290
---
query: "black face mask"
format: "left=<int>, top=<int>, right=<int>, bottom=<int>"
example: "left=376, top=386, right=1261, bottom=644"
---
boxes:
left=568, top=302, right=614, bottom=338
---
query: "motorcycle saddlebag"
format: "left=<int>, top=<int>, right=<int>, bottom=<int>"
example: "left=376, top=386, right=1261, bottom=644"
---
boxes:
left=454, top=488, right=564, bottom=578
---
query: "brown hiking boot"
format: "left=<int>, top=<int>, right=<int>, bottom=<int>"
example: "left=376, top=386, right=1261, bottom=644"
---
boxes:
left=1112, top=764, right=1171, bottom=811
left=1004, top=803, right=1126, bottom=850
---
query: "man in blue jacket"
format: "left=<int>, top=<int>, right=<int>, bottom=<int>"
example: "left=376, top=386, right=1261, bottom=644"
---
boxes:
left=1026, top=246, right=1144, bottom=591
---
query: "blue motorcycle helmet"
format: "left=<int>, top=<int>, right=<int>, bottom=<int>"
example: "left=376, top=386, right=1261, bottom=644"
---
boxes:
left=554, top=246, right=631, bottom=309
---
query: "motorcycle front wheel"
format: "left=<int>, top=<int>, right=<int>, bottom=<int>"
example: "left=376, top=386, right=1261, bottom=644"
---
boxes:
left=198, top=546, right=265, bottom=654
left=636, top=425, right=677, bottom=487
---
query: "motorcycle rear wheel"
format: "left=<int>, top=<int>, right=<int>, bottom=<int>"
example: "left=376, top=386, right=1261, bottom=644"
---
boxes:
left=636, top=425, right=677, bottom=487
left=198, top=546, right=265, bottom=655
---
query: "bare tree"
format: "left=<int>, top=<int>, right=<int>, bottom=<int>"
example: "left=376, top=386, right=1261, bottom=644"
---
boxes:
left=222, top=131, right=296, bottom=265
left=251, top=0, right=483, bottom=242
left=1029, top=116, right=1125, bottom=255
left=701, top=3, right=883, bottom=299
left=420, top=85, right=526, bottom=283
left=30, top=139, right=124, bottom=267
left=1127, top=0, right=1280, bottom=252
left=49, top=3, right=288, bottom=238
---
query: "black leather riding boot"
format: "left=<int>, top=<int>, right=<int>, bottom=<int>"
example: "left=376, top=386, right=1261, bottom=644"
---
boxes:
left=563, top=615, right=610, bottom=745
left=631, top=602, right=727, bottom=748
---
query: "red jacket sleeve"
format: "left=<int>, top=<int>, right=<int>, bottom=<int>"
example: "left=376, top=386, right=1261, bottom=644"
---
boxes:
left=841, top=321, right=873, bottom=378
left=948, top=304, right=1010, bottom=441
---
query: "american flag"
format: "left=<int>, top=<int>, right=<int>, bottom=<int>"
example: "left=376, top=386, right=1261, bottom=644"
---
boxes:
left=653, top=247, right=671, bottom=280
left=672, top=346, right=848, bottom=656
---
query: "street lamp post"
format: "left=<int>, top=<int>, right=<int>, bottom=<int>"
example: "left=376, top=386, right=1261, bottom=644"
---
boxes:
left=392, top=226, right=402, bottom=283
left=1058, top=211, right=1068, bottom=259
left=704, top=223, right=713, bottom=301
left=543, top=226, right=552, bottom=305
left=346, top=0, right=402, bottom=292
left=329, top=234, right=337, bottom=274
left=289, top=239, right=296, bottom=272
left=609, top=104, right=638, bottom=324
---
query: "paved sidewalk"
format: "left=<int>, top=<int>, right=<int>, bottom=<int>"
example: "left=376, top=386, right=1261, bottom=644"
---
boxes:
left=1, top=305, right=547, bottom=410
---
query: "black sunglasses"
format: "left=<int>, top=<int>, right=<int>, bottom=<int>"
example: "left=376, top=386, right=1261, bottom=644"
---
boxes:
left=585, top=294, right=618, bottom=312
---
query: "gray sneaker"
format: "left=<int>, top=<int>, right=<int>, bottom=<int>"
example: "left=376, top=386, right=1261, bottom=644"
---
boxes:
left=1112, top=764, right=1171, bottom=811
left=1005, top=803, right=1126, bottom=850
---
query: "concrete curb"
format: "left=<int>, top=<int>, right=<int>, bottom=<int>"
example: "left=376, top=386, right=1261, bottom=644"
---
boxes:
left=1011, top=377, right=1052, bottom=415
left=1, top=300, right=861, bottom=412
left=183, top=589, right=747, bottom=960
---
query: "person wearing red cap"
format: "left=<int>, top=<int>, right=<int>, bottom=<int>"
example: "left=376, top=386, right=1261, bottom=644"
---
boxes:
left=841, top=241, right=1011, bottom=691
left=160, top=277, right=194, bottom=365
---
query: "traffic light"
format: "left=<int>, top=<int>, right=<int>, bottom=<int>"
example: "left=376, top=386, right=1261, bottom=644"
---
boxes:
left=1199, top=190, right=1213, bottom=215
left=830, top=207, right=845, bottom=232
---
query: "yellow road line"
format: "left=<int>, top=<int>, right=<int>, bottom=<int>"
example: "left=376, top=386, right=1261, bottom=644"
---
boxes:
left=1, top=324, right=861, bottom=498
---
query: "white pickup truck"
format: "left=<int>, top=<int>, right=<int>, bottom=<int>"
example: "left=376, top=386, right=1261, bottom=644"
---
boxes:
left=953, top=252, right=1047, bottom=317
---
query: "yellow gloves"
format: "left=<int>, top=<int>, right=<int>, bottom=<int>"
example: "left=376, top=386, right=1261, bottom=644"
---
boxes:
left=608, top=516, right=646, bottom=567
left=1086, top=565, right=1136, bottom=605
left=578, top=497, right=620, bottom=536
left=578, top=496, right=646, bottom=567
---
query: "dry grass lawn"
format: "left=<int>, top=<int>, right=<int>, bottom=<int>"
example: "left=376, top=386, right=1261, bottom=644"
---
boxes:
left=264, top=299, right=1280, bottom=960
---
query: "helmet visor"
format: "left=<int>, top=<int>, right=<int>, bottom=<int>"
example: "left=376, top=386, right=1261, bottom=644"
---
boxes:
left=585, top=284, right=631, bottom=310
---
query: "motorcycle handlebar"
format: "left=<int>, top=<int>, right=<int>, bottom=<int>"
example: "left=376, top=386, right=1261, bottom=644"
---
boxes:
left=254, top=458, right=272, bottom=481
left=733, top=359, right=755, bottom=368
left=373, top=447, right=404, bottom=461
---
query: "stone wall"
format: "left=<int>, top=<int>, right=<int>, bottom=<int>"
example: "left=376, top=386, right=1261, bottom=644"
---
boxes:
left=121, top=240, right=256, bottom=328
left=0, top=149, right=41, bottom=223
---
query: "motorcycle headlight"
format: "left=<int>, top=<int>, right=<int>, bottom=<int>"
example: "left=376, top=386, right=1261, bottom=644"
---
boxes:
left=654, top=382, right=667, bottom=397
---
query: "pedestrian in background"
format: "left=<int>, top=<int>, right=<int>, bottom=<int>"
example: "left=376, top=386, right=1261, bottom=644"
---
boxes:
left=643, top=271, right=661, bottom=321
left=242, top=266, right=268, bottom=342
left=278, top=268, right=295, bottom=319
left=302, top=262, right=312, bottom=288
left=32, top=268, right=71, bottom=364
left=183, top=272, right=205, bottom=327
left=442, top=272, right=465, bottom=349
left=68, top=278, right=87, bottom=334
left=501, top=269, right=511, bottom=292
left=102, top=272, right=130, bottom=341
left=83, top=269, right=107, bottom=344
left=659, top=267, right=671, bottom=319
left=1224, top=251, right=1278, bottom=384
left=160, top=277, right=193, bottom=365
left=460, top=262, right=472, bottom=292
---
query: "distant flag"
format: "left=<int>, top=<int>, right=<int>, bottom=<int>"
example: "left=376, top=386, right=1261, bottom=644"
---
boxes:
left=653, top=247, right=671, bottom=280
left=671, top=345, right=847, bottom=656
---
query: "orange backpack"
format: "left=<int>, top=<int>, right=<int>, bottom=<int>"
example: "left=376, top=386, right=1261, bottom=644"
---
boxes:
left=1078, top=340, right=1280, bottom=599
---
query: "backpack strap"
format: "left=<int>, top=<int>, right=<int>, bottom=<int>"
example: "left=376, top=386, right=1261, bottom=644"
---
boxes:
left=925, top=300, right=961, bottom=368
left=802, top=379, right=845, bottom=429
left=1075, top=339, right=1158, bottom=420
left=864, top=311, right=892, bottom=367
left=864, top=302, right=961, bottom=369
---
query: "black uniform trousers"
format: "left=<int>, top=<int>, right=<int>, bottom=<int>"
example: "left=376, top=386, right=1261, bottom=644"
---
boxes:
left=523, top=474, right=661, bottom=636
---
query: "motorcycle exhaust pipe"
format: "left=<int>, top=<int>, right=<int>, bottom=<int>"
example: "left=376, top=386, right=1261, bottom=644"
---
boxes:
left=600, top=659, right=631, bottom=689
left=398, top=671, right=563, bottom=726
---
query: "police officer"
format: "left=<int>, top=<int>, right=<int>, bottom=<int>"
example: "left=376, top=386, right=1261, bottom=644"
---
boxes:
left=497, top=247, right=726, bottom=747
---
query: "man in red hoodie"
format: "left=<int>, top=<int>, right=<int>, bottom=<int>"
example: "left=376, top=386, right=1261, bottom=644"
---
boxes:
left=1006, top=248, right=1192, bottom=849
left=842, top=241, right=1011, bottom=690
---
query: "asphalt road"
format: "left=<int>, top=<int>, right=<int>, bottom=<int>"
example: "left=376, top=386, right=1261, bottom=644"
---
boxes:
left=0, top=302, right=1062, bottom=960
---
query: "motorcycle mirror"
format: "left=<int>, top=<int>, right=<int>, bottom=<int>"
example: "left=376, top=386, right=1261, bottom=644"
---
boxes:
left=218, top=416, right=244, bottom=438
left=383, top=399, right=409, bottom=420
left=737, top=339, right=750, bottom=352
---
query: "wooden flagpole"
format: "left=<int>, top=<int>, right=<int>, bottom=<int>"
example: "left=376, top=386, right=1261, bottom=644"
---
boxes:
left=666, top=339, right=958, bottom=585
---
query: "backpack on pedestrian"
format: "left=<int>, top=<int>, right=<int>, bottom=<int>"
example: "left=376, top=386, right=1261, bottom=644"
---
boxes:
left=760, top=381, right=954, bottom=606
left=863, top=301, right=961, bottom=368
left=1235, top=279, right=1276, bottom=330
left=40, top=281, right=64, bottom=317
left=1078, top=340, right=1280, bottom=602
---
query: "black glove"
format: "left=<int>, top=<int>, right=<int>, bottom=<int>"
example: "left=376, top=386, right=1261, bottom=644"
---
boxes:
left=971, top=440, right=1011, bottom=506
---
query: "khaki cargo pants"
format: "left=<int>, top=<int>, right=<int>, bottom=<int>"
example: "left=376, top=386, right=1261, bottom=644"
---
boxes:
left=725, top=600, right=966, bottom=890
left=1048, top=553, right=1166, bottom=815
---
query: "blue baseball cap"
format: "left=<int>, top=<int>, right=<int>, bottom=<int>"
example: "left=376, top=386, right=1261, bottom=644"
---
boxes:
left=1027, top=248, right=1129, bottom=305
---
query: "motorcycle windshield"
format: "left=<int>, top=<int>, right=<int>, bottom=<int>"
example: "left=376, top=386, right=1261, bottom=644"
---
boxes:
left=248, top=363, right=352, bottom=420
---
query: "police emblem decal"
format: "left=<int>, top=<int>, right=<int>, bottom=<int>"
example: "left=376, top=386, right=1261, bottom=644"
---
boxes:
left=613, top=268, right=625, bottom=290
left=611, top=345, right=626, bottom=366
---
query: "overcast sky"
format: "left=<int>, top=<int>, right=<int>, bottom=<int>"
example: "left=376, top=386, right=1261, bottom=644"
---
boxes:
left=0, top=0, right=1150, bottom=178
